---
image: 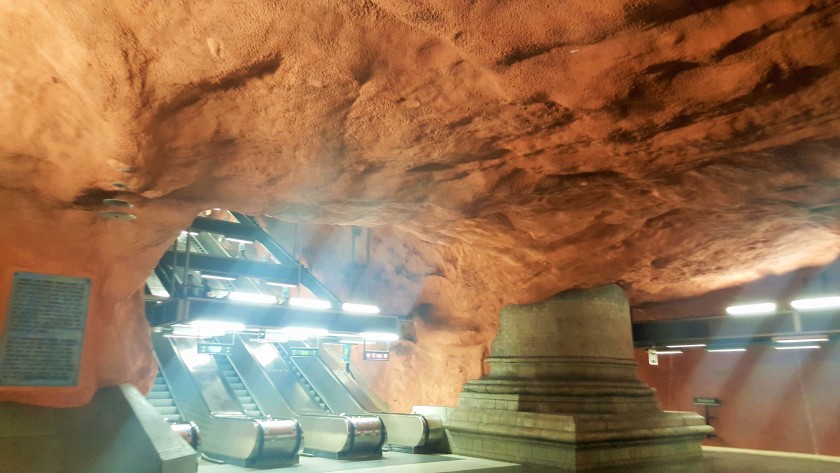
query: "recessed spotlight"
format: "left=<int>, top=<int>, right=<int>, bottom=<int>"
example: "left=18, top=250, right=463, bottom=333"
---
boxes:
left=98, top=211, right=137, bottom=220
left=102, top=198, right=133, bottom=208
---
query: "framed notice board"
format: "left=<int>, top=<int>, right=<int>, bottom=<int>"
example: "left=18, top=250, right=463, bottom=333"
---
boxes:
left=0, top=272, right=91, bottom=386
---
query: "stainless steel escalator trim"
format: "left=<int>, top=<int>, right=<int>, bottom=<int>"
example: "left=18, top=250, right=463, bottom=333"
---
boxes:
left=233, top=335, right=386, bottom=459
left=153, top=333, right=301, bottom=467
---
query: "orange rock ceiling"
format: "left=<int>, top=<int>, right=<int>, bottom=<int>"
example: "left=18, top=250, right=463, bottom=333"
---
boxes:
left=1, top=1, right=839, bottom=409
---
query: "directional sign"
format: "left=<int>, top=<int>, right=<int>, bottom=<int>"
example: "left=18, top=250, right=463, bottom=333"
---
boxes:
left=198, top=342, right=232, bottom=355
left=693, top=397, right=721, bottom=406
left=288, top=347, right=318, bottom=357
left=341, top=344, right=352, bottom=363
left=364, top=350, right=389, bottom=361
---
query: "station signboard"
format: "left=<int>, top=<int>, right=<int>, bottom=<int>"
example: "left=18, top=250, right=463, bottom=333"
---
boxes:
left=364, top=350, right=389, bottom=361
left=288, top=347, right=318, bottom=357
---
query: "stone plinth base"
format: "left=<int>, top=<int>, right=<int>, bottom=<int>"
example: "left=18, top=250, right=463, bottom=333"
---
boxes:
left=442, top=285, right=712, bottom=470
left=446, top=408, right=710, bottom=470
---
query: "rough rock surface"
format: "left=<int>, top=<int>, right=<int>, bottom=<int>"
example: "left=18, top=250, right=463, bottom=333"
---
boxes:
left=1, top=1, right=839, bottom=408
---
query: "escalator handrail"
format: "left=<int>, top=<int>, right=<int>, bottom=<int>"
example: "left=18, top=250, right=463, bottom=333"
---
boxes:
left=275, top=342, right=335, bottom=413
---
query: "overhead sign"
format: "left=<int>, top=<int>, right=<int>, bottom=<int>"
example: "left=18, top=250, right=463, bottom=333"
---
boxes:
left=288, top=347, right=318, bottom=357
left=0, top=272, right=90, bottom=386
left=364, top=350, right=389, bottom=361
left=341, top=344, right=352, bottom=363
left=693, top=397, right=721, bottom=406
left=198, top=342, right=232, bottom=355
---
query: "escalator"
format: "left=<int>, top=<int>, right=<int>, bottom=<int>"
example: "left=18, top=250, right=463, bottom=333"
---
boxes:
left=147, top=367, right=201, bottom=451
left=283, top=342, right=445, bottom=453
left=228, top=335, right=386, bottom=459
left=153, top=333, right=303, bottom=468
left=215, top=356, right=262, bottom=418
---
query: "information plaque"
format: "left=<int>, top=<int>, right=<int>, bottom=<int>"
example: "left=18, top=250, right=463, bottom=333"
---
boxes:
left=0, top=272, right=91, bottom=386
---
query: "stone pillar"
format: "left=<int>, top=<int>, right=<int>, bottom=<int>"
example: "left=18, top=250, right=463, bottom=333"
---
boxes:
left=444, top=284, right=712, bottom=470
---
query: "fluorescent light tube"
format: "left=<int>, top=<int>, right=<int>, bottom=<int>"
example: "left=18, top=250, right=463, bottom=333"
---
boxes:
left=665, top=344, right=707, bottom=348
left=201, top=274, right=236, bottom=281
left=361, top=332, right=399, bottom=342
left=266, top=281, right=297, bottom=288
left=652, top=350, right=683, bottom=355
left=774, top=345, right=820, bottom=350
left=280, top=327, right=328, bottom=340
left=228, top=291, right=278, bottom=304
left=341, top=302, right=380, bottom=314
left=225, top=237, right=254, bottom=245
left=189, top=321, right=246, bottom=332
left=790, top=296, right=840, bottom=311
left=725, top=302, right=776, bottom=316
left=773, top=336, right=828, bottom=343
left=707, top=348, right=747, bottom=353
left=289, top=297, right=332, bottom=309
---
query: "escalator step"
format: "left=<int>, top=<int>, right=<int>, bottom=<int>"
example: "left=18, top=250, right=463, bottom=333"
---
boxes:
left=241, top=403, right=258, bottom=411
left=150, top=385, right=169, bottom=392
left=156, top=406, right=179, bottom=415
left=245, top=410, right=261, bottom=417
left=228, top=383, right=245, bottom=390
left=146, top=392, right=172, bottom=400
left=148, top=398, right=176, bottom=408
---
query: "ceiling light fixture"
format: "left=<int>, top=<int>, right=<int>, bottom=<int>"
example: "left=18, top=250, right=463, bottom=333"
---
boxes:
left=98, top=211, right=137, bottom=220
left=341, top=302, right=380, bottom=314
left=188, top=321, right=246, bottom=332
left=266, top=281, right=297, bottom=288
left=201, top=274, right=236, bottom=281
left=790, top=296, right=840, bottom=311
left=289, top=297, right=332, bottom=309
left=226, top=237, right=254, bottom=245
left=665, top=343, right=707, bottom=348
left=280, top=327, right=328, bottom=340
left=707, top=347, right=747, bottom=353
left=652, top=350, right=683, bottom=355
left=361, top=332, right=399, bottom=342
left=773, top=335, right=829, bottom=344
left=102, top=198, right=133, bottom=208
left=774, top=345, right=821, bottom=350
left=725, top=302, right=777, bottom=316
left=227, top=292, right=278, bottom=304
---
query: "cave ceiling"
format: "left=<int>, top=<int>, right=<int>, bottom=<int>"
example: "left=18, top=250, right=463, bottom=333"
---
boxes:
left=2, top=0, right=840, bottom=309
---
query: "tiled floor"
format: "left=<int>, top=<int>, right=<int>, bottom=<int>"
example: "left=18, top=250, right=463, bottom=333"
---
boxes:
left=198, top=448, right=840, bottom=473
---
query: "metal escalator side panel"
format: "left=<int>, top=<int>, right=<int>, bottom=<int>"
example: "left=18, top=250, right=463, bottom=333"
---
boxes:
left=152, top=333, right=264, bottom=462
left=169, top=337, right=245, bottom=416
left=285, top=343, right=368, bottom=415
left=319, top=347, right=391, bottom=413
left=237, top=336, right=385, bottom=457
left=316, top=346, right=443, bottom=451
